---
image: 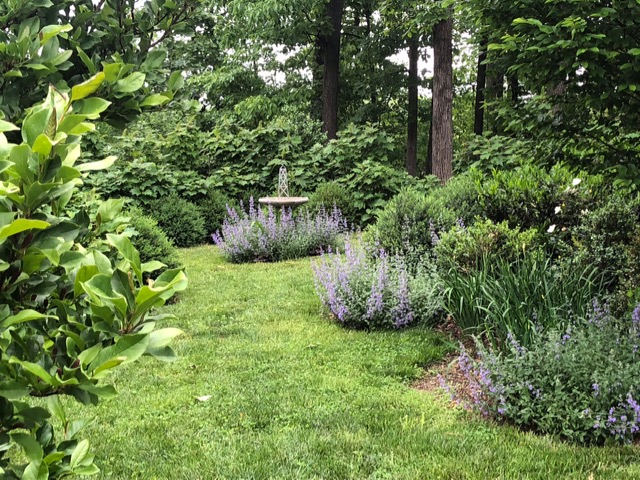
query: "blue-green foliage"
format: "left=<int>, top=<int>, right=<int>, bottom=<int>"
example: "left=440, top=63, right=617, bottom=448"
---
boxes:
left=458, top=304, right=640, bottom=445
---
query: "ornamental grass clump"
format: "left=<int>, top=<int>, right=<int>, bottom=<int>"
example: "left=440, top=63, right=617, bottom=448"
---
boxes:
left=447, top=301, right=640, bottom=445
left=212, top=198, right=347, bottom=262
left=312, top=240, right=443, bottom=329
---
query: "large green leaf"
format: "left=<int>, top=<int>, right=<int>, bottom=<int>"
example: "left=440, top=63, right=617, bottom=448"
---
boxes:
left=0, top=219, right=50, bottom=240
left=1, top=309, right=48, bottom=327
left=77, top=156, right=116, bottom=172
left=39, top=24, right=72, bottom=45
left=113, top=72, right=146, bottom=93
left=106, top=233, right=141, bottom=281
left=71, top=72, right=105, bottom=101
left=22, top=108, right=52, bottom=147
left=0, top=120, right=18, bottom=132
left=140, top=94, right=170, bottom=108
left=88, top=334, right=150, bottom=371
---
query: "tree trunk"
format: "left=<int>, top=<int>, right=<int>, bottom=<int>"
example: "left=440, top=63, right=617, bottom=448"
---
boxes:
left=320, top=0, right=344, bottom=140
left=430, top=12, right=453, bottom=183
left=312, top=35, right=325, bottom=122
left=474, top=39, right=487, bottom=136
left=406, top=38, right=419, bottom=177
left=509, top=74, right=519, bottom=104
left=485, top=63, right=504, bottom=134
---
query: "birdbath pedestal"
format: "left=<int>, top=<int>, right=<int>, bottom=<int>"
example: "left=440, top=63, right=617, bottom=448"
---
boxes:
left=258, top=165, right=309, bottom=208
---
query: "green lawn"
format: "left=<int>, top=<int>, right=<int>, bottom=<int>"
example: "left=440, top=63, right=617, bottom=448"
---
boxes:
left=77, top=246, right=639, bottom=479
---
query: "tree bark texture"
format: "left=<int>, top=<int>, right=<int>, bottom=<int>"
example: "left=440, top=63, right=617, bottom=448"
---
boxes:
left=474, top=39, right=487, bottom=136
left=406, top=38, right=419, bottom=176
left=320, top=0, right=344, bottom=140
left=431, top=12, right=453, bottom=183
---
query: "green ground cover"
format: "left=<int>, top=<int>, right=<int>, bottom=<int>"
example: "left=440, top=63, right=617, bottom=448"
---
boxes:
left=77, top=246, right=639, bottom=479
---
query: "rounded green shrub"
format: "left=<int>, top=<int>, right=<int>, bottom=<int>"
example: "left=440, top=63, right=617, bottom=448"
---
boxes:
left=367, top=187, right=457, bottom=263
left=148, top=194, right=207, bottom=247
left=478, top=164, right=603, bottom=230
left=435, top=219, right=541, bottom=273
left=127, top=207, right=182, bottom=275
left=306, top=181, right=357, bottom=226
left=197, top=189, right=235, bottom=238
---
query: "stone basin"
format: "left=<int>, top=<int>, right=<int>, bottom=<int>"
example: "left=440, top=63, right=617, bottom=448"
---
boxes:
left=258, top=197, right=309, bottom=207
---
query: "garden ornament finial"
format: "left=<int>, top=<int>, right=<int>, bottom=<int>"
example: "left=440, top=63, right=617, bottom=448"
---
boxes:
left=278, top=165, right=289, bottom=197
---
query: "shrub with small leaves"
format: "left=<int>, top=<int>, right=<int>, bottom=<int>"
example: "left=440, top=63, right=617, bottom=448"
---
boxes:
left=451, top=302, right=640, bottom=445
left=367, top=187, right=457, bottom=262
left=127, top=207, right=182, bottom=276
left=434, top=219, right=541, bottom=273
left=148, top=194, right=207, bottom=248
left=196, top=189, right=235, bottom=239
left=312, top=239, right=443, bottom=329
left=306, top=181, right=358, bottom=226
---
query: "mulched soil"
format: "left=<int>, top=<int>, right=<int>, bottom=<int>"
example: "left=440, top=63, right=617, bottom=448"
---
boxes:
left=412, top=317, right=479, bottom=409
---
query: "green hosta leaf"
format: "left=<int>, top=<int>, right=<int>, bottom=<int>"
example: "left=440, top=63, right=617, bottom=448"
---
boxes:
left=43, top=452, right=65, bottom=465
left=0, top=219, right=50, bottom=240
left=141, top=49, right=166, bottom=71
left=102, top=62, right=123, bottom=83
left=77, top=383, right=117, bottom=399
left=76, top=46, right=97, bottom=74
left=92, top=357, right=125, bottom=377
left=71, top=72, right=105, bottom=101
left=142, top=260, right=165, bottom=273
left=77, top=156, right=116, bottom=172
left=146, top=345, right=178, bottom=362
left=77, top=343, right=102, bottom=367
left=74, top=265, right=99, bottom=297
left=32, top=134, right=54, bottom=157
left=167, top=71, right=184, bottom=91
left=72, top=464, right=100, bottom=475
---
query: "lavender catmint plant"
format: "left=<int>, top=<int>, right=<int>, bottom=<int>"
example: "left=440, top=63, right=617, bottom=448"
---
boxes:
left=213, top=200, right=347, bottom=263
left=312, top=238, right=442, bottom=329
left=441, top=302, right=640, bottom=445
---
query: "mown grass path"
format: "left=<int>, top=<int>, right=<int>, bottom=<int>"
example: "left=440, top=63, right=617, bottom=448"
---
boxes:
left=81, top=246, right=640, bottom=479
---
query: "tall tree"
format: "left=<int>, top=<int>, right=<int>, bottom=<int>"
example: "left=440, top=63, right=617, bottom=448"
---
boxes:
left=473, top=39, right=488, bottom=136
left=320, top=0, right=345, bottom=139
left=429, top=9, right=454, bottom=182
left=407, top=38, right=419, bottom=176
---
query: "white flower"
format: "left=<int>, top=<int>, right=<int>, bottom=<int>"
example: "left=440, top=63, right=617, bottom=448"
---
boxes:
left=547, top=224, right=556, bottom=233
left=572, top=178, right=582, bottom=186
left=554, top=206, right=562, bottom=214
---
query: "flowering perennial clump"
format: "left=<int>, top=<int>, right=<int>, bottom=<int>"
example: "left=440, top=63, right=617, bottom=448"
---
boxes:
left=443, top=302, right=640, bottom=445
left=312, top=240, right=442, bottom=329
left=212, top=198, right=347, bottom=263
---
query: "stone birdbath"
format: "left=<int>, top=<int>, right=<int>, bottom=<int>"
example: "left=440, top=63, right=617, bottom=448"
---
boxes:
left=258, top=165, right=309, bottom=208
